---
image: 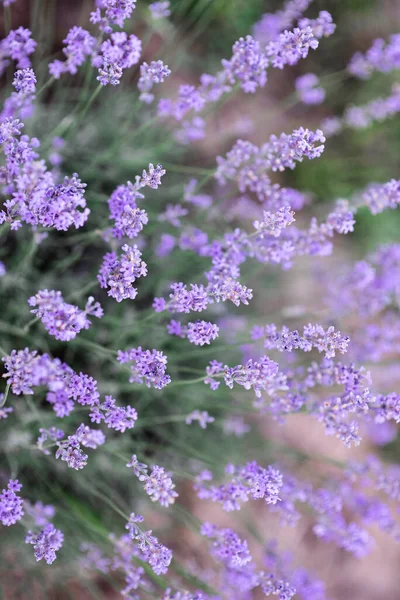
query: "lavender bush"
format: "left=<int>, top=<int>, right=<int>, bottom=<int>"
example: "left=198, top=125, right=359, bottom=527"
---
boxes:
left=1, top=1, right=400, bottom=598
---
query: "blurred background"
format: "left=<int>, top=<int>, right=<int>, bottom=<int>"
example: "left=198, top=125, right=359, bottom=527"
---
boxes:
left=1, top=1, right=400, bottom=598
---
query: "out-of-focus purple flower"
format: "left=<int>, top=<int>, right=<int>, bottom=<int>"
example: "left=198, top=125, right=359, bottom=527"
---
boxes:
left=253, top=0, right=313, bottom=44
left=0, top=28, right=36, bottom=76
left=37, top=427, right=65, bottom=455
left=183, top=179, right=212, bottom=208
left=348, top=34, right=400, bottom=79
left=253, top=206, right=295, bottom=238
left=156, top=233, right=176, bottom=257
left=25, top=501, right=56, bottom=527
left=174, top=117, right=205, bottom=144
left=186, top=410, right=214, bottom=429
left=201, top=522, right=252, bottom=568
left=1, top=68, right=37, bottom=121
left=158, top=203, right=188, bottom=227
left=90, top=0, right=137, bottom=33
left=49, top=27, right=96, bottom=78
left=359, top=179, right=400, bottom=215
left=138, top=60, right=171, bottom=103
left=295, top=73, right=325, bottom=105
left=149, top=1, right=170, bottom=19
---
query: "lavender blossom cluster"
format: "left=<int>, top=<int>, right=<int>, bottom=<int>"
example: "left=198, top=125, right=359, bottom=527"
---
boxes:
left=1, top=1, right=400, bottom=599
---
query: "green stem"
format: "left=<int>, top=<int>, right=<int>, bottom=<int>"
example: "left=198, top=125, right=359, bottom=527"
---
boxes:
left=0, top=383, right=10, bottom=407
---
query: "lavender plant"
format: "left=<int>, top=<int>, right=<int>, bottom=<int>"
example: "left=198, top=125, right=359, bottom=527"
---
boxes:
left=1, top=1, right=400, bottom=598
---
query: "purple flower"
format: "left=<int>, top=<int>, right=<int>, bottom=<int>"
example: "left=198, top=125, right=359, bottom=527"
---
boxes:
left=106, top=180, right=147, bottom=240
left=195, top=461, right=283, bottom=511
left=95, top=32, right=141, bottom=85
left=186, top=410, right=214, bottom=428
left=117, top=346, right=171, bottom=389
left=0, top=405, right=13, bottom=420
left=140, top=162, right=166, bottom=189
left=127, top=455, right=178, bottom=507
left=0, top=479, right=24, bottom=526
left=158, top=203, right=188, bottom=227
left=125, top=512, right=173, bottom=575
left=55, top=431, right=89, bottom=470
left=252, top=323, right=350, bottom=359
left=156, top=233, right=176, bottom=257
left=187, top=321, right=219, bottom=346
left=253, top=207, right=295, bottom=238
left=253, top=0, right=313, bottom=44
left=25, top=523, right=64, bottom=564
left=348, top=33, right=400, bottom=79
left=167, top=319, right=187, bottom=338
left=98, top=244, right=147, bottom=302
left=174, top=117, right=206, bottom=144
left=138, top=60, right=171, bottom=103
left=222, top=35, right=268, bottom=93
left=0, top=28, right=36, bottom=76
left=90, top=0, right=137, bottom=33
left=28, top=290, right=103, bottom=341
left=25, top=501, right=56, bottom=527
left=360, top=179, right=400, bottom=215
left=295, top=73, right=325, bottom=105
left=201, top=522, right=252, bottom=568
left=149, top=1, right=170, bottom=19
left=89, top=395, right=138, bottom=432
left=49, top=27, right=96, bottom=78
left=37, top=427, right=65, bottom=455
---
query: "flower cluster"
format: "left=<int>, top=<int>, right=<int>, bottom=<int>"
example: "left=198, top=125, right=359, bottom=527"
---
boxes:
left=195, top=462, right=283, bottom=511
left=98, top=244, right=147, bottom=302
left=95, top=32, right=142, bottom=86
left=253, top=0, right=313, bottom=43
left=89, top=395, right=138, bottom=432
left=205, top=354, right=287, bottom=400
left=90, top=0, right=137, bottom=33
left=348, top=33, right=400, bottom=79
left=251, top=323, right=350, bottom=359
left=0, top=119, right=89, bottom=231
left=126, top=455, right=178, bottom=507
left=125, top=512, right=173, bottom=574
left=49, top=27, right=96, bottom=78
left=25, top=524, right=64, bottom=565
left=0, top=28, right=36, bottom=76
left=1, top=67, right=37, bottom=121
left=0, top=479, right=24, bottom=526
left=138, top=60, right=171, bottom=103
left=28, top=290, right=103, bottom=341
left=117, top=346, right=171, bottom=389
left=168, top=320, right=219, bottom=345
left=55, top=424, right=105, bottom=470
